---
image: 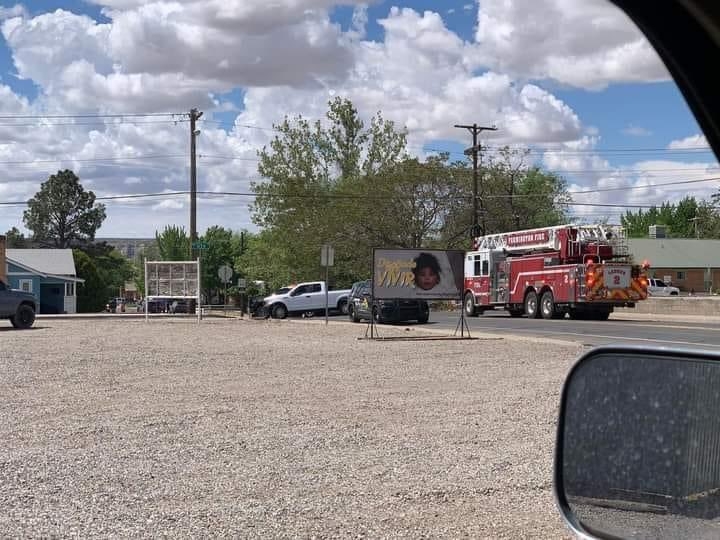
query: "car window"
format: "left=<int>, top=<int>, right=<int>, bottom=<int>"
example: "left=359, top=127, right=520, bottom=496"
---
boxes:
left=655, top=280, right=666, bottom=287
left=291, top=286, right=307, bottom=296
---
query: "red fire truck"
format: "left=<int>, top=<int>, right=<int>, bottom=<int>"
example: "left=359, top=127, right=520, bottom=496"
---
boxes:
left=463, top=224, right=649, bottom=320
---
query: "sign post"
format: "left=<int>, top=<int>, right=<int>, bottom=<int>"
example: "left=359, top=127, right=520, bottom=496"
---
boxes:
left=320, top=245, right=334, bottom=325
left=218, top=264, right=233, bottom=316
left=237, top=278, right=247, bottom=317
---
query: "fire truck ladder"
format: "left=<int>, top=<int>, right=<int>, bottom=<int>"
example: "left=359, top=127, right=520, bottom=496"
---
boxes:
left=473, top=223, right=630, bottom=260
left=473, top=224, right=569, bottom=252
left=575, top=224, right=630, bottom=261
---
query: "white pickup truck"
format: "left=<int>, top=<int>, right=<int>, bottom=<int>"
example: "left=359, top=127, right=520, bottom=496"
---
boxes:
left=262, top=281, right=352, bottom=319
left=647, top=278, right=680, bottom=296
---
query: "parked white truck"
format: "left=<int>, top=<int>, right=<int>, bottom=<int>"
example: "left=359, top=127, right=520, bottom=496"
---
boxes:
left=262, top=281, right=351, bottom=319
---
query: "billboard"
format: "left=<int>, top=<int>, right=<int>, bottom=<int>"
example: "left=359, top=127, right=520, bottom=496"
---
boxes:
left=372, top=249, right=465, bottom=300
left=145, top=261, right=200, bottom=297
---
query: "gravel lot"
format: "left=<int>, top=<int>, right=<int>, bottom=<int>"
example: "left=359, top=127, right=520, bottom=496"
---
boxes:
left=0, top=317, right=582, bottom=538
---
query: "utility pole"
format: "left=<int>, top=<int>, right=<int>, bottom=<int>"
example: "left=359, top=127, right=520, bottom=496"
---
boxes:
left=454, top=123, right=498, bottom=237
left=189, top=108, right=203, bottom=258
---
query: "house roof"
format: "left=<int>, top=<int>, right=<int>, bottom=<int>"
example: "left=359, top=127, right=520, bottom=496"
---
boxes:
left=627, top=239, right=720, bottom=269
left=6, top=249, right=78, bottom=276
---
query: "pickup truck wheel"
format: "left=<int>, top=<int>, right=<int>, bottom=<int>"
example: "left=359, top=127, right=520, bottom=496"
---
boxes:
left=338, top=299, right=349, bottom=315
left=11, top=304, right=35, bottom=329
left=350, top=306, right=361, bottom=323
left=271, top=304, right=288, bottom=320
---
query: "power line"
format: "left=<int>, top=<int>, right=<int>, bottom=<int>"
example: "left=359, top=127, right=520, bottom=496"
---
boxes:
left=0, top=120, right=189, bottom=127
left=0, top=154, right=188, bottom=165
left=0, top=112, right=186, bottom=119
left=1, top=189, right=715, bottom=210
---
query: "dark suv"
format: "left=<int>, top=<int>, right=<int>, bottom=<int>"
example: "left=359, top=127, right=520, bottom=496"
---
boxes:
left=0, top=279, right=36, bottom=329
left=348, top=280, right=429, bottom=324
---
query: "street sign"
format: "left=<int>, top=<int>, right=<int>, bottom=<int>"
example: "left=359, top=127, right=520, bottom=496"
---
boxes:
left=218, top=264, right=233, bottom=283
left=192, top=241, right=209, bottom=250
left=320, top=244, right=334, bottom=267
left=237, top=278, right=247, bottom=289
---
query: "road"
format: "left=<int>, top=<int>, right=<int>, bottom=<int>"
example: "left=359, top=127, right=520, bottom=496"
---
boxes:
left=423, top=310, right=720, bottom=348
left=324, top=309, right=720, bottom=349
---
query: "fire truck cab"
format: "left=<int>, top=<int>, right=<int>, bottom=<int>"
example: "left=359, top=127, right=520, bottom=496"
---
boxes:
left=463, top=224, right=649, bottom=320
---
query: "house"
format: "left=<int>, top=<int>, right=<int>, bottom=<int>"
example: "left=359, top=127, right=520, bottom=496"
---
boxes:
left=627, top=238, right=720, bottom=293
left=5, top=249, right=84, bottom=314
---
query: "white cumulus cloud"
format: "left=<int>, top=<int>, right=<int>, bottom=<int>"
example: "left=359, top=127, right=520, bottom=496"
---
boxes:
left=475, top=0, right=669, bottom=90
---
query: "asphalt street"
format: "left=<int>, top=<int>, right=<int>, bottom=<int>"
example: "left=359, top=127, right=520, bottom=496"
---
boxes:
left=327, top=308, right=720, bottom=349
left=416, top=310, right=720, bottom=349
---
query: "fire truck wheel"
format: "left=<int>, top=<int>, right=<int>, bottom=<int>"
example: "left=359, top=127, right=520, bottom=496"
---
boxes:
left=524, top=290, right=540, bottom=319
left=540, top=291, right=556, bottom=320
left=464, top=293, right=478, bottom=317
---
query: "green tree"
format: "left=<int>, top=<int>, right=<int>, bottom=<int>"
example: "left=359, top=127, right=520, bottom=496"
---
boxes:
left=4, top=227, right=27, bottom=248
left=234, top=229, right=299, bottom=291
left=199, top=226, right=245, bottom=300
left=252, top=99, right=571, bottom=284
left=252, top=97, right=408, bottom=284
left=620, top=196, right=715, bottom=238
left=438, top=147, right=570, bottom=246
left=155, top=225, right=190, bottom=260
left=24, top=169, right=106, bottom=247
left=93, top=249, right=136, bottom=300
left=73, top=249, right=106, bottom=312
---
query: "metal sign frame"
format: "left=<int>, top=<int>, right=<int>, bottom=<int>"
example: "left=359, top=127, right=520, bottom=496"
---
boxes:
left=143, top=259, right=201, bottom=323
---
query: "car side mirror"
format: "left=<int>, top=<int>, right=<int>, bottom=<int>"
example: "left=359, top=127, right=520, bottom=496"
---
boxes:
left=554, top=346, right=720, bottom=539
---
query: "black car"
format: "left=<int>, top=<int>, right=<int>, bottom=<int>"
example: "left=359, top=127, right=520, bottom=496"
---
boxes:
left=348, top=280, right=429, bottom=324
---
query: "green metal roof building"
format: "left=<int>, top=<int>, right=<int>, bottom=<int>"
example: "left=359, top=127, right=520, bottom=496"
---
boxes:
left=627, top=238, right=720, bottom=293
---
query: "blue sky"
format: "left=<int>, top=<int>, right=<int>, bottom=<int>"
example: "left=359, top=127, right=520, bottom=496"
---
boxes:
left=0, top=0, right=717, bottom=237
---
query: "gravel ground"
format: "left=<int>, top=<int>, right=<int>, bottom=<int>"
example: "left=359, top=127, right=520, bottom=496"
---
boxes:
left=0, top=318, right=583, bottom=538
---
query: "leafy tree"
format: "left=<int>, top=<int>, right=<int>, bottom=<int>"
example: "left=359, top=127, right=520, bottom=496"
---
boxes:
left=73, top=249, right=106, bottom=312
left=155, top=225, right=190, bottom=260
left=438, top=147, right=570, bottom=247
left=234, top=229, right=298, bottom=292
left=252, top=97, right=408, bottom=284
left=24, top=169, right=106, bottom=247
left=94, top=249, right=136, bottom=300
left=72, top=244, right=135, bottom=310
left=620, top=196, right=720, bottom=238
left=198, top=226, right=245, bottom=301
left=4, top=227, right=28, bottom=248
left=252, top=98, right=570, bottom=284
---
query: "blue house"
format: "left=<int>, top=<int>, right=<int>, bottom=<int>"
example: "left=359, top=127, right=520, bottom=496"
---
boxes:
left=5, top=249, right=84, bottom=314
